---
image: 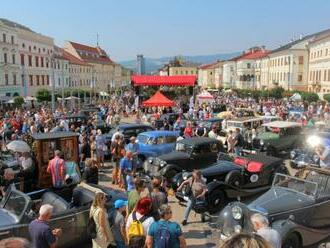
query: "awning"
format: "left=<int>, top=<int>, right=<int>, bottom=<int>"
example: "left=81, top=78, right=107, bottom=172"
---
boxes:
left=142, top=91, right=175, bottom=107
left=132, top=75, right=196, bottom=86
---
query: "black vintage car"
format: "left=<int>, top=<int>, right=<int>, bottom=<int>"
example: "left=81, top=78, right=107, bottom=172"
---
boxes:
left=217, top=166, right=330, bottom=248
left=0, top=183, right=126, bottom=247
left=106, top=123, right=155, bottom=144
left=174, top=154, right=287, bottom=213
left=143, top=137, right=223, bottom=179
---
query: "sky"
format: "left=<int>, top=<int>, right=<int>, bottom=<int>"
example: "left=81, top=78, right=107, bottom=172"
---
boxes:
left=1, top=0, right=330, bottom=61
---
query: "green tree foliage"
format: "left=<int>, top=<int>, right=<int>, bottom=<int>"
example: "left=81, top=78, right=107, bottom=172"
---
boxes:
left=13, top=96, right=24, bottom=107
left=36, top=89, right=51, bottom=102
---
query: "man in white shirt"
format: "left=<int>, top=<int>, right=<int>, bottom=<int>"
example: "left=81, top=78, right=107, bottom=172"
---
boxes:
left=251, top=213, right=281, bottom=248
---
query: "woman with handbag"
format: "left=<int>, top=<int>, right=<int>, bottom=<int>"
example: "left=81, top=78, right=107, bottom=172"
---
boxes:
left=90, top=192, right=116, bottom=248
left=176, top=170, right=207, bottom=226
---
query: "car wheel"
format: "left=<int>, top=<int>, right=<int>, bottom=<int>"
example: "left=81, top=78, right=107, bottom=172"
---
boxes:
left=283, top=233, right=301, bottom=248
left=164, top=169, right=179, bottom=180
left=225, top=171, right=243, bottom=187
left=208, top=189, right=226, bottom=214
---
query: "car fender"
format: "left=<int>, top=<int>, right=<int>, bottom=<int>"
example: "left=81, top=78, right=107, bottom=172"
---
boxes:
left=161, top=164, right=182, bottom=176
left=207, top=180, right=227, bottom=195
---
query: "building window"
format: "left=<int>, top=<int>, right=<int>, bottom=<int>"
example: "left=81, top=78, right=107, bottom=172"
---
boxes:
left=13, top=74, right=17, bottom=85
left=33, top=46, right=36, bottom=50
left=11, top=35, right=14, bottom=44
left=36, top=75, right=40, bottom=86
left=4, top=53, right=7, bottom=63
left=38, top=48, right=41, bottom=53
left=21, top=74, right=24, bottom=86
left=46, top=75, right=50, bottom=85
left=298, top=74, right=303, bottom=82
left=41, top=57, right=44, bottom=67
left=326, top=49, right=329, bottom=56
left=20, top=54, right=25, bottom=65
left=29, top=75, right=33, bottom=86
left=28, top=55, right=32, bottom=66
left=29, top=46, right=31, bottom=52
left=41, top=75, right=44, bottom=85
left=3, top=33, right=6, bottom=43
left=324, top=70, right=327, bottom=81
left=247, top=63, right=251, bottom=69
left=298, top=56, right=304, bottom=65
left=5, top=74, right=8, bottom=85
left=22, top=43, right=25, bottom=48
left=12, top=54, right=15, bottom=64
left=328, top=69, right=330, bottom=82
left=35, top=56, right=39, bottom=67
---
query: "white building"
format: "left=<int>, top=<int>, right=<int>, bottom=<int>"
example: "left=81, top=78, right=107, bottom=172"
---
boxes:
left=307, top=33, right=330, bottom=93
left=53, top=46, right=70, bottom=92
left=222, top=61, right=236, bottom=88
left=0, top=19, right=21, bottom=97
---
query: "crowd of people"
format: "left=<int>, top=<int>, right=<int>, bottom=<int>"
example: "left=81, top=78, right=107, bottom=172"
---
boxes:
left=2, top=89, right=330, bottom=248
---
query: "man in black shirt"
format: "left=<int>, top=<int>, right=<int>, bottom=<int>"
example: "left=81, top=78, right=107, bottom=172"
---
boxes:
left=234, top=128, right=244, bottom=156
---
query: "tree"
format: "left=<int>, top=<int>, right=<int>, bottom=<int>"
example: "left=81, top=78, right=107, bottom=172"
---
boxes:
left=269, top=87, right=285, bottom=99
left=13, top=96, right=24, bottom=107
left=36, top=89, right=51, bottom=102
left=324, top=94, right=330, bottom=103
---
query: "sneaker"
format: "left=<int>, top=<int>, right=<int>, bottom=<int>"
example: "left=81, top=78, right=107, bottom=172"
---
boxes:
left=181, top=220, right=187, bottom=226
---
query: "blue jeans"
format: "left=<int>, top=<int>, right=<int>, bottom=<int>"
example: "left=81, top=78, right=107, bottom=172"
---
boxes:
left=115, top=241, right=126, bottom=248
left=235, top=146, right=242, bottom=156
left=183, top=198, right=205, bottom=221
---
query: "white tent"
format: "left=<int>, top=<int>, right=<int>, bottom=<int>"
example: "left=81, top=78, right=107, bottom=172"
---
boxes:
left=197, top=90, right=215, bottom=105
left=99, top=91, right=109, bottom=97
left=24, top=96, right=37, bottom=101
left=290, top=93, right=302, bottom=101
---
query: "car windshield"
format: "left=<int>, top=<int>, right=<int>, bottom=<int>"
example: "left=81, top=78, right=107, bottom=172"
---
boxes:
left=3, top=191, right=27, bottom=217
left=273, top=173, right=318, bottom=197
left=137, top=134, right=150, bottom=144
left=176, top=143, right=193, bottom=153
left=227, top=122, right=243, bottom=128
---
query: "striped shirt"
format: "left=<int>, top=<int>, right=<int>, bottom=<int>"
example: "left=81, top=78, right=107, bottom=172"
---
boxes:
left=47, top=156, right=65, bottom=188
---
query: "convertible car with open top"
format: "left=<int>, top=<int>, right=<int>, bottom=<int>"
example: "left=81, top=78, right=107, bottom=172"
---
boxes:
left=0, top=183, right=126, bottom=247
left=217, top=166, right=330, bottom=248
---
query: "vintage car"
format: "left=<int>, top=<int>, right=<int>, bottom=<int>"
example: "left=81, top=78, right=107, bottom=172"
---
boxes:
left=174, top=154, right=287, bottom=213
left=6, top=132, right=80, bottom=193
left=290, top=132, right=330, bottom=168
left=154, top=113, right=186, bottom=129
left=252, top=121, right=303, bottom=156
left=143, top=137, right=224, bottom=179
left=197, top=118, right=224, bottom=132
left=107, top=123, right=154, bottom=144
left=136, top=130, right=179, bottom=161
left=225, top=117, right=264, bottom=134
left=0, top=183, right=126, bottom=247
left=217, top=166, right=330, bottom=248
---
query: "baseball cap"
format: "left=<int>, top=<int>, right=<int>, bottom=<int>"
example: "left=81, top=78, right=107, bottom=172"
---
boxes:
left=114, top=199, right=128, bottom=209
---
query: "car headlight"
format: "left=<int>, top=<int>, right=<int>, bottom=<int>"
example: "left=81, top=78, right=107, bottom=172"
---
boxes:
left=232, top=206, right=243, bottom=220
left=260, top=139, right=264, bottom=146
left=160, top=161, right=167, bottom=167
left=234, top=225, right=242, bottom=233
left=182, top=172, right=189, bottom=180
left=290, top=150, right=296, bottom=159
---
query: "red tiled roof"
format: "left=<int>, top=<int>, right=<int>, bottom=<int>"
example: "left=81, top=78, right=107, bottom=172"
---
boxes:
left=199, top=61, right=221, bottom=69
left=232, top=50, right=269, bottom=61
left=68, top=41, right=113, bottom=64
left=132, top=75, right=197, bottom=86
left=63, top=51, right=90, bottom=66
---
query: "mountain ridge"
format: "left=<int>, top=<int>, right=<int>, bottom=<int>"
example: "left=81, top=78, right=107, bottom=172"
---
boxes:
left=120, top=52, right=240, bottom=73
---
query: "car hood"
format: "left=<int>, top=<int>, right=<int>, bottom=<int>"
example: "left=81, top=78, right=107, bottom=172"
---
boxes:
left=258, top=132, right=279, bottom=141
left=202, top=162, right=240, bottom=177
left=248, top=187, right=314, bottom=215
left=0, top=209, right=17, bottom=227
left=158, top=151, right=190, bottom=162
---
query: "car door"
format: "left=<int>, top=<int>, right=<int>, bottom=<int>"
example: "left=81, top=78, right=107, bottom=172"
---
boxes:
left=190, top=144, right=214, bottom=169
left=48, top=210, right=78, bottom=247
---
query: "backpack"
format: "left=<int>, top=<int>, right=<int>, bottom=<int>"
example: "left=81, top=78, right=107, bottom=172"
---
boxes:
left=154, top=222, right=171, bottom=248
left=127, top=212, right=148, bottom=243
left=87, top=211, right=97, bottom=239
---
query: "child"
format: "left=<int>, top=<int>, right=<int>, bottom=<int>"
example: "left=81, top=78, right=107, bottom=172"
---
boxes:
left=126, top=170, right=135, bottom=193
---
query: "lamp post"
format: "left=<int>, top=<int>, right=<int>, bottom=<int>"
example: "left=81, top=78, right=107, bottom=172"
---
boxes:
left=51, top=56, right=56, bottom=113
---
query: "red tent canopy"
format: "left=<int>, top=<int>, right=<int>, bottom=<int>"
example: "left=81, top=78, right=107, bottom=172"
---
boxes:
left=132, top=75, right=196, bottom=86
left=142, top=91, right=175, bottom=107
